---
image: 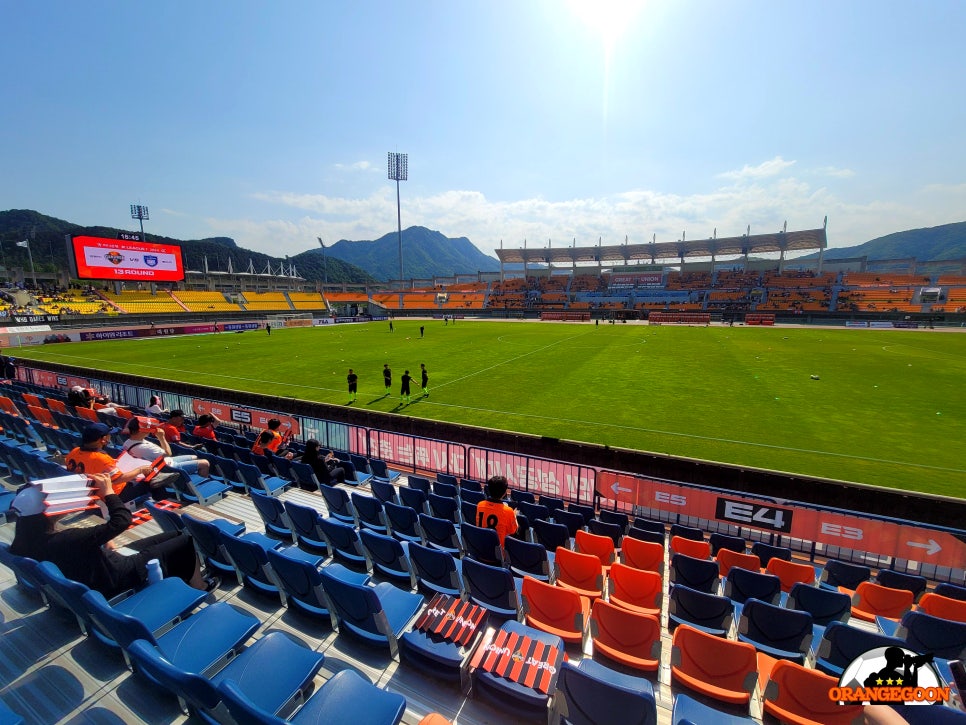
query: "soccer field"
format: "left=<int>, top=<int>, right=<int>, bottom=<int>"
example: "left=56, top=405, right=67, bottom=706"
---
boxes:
left=14, top=320, right=966, bottom=497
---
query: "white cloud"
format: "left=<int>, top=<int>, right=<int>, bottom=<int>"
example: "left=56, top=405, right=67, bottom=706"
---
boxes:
left=332, top=160, right=376, bottom=172
left=199, top=172, right=964, bottom=262
left=813, top=166, right=856, bottom=179
left=718, top=156, right=796, bottom=181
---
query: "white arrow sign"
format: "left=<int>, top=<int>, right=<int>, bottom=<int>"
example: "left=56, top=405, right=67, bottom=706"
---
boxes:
left=905, top=539, right=941, bottom=556
left=611, top=482, right=632, bottom=496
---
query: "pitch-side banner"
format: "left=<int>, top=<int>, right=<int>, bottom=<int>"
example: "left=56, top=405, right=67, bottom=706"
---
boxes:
left=596, top=471, right=966, bottom=568
left=191, top=400, right=301, bottom=436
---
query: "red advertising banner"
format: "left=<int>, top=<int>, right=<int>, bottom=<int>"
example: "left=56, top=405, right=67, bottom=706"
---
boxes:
left=191, top=400, right=301, bottom=436
left=468, top=449, right=593, bottom=500
left=596, top=471, right=966, bottom=569
left=370, top=431, right=464, bottom=475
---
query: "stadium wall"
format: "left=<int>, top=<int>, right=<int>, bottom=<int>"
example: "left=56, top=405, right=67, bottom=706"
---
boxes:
left=18, top=358, right=966, bottom=534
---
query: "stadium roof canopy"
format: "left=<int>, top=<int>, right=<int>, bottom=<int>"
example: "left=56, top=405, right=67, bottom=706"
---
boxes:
left=494, top=227, right=827, bottom=266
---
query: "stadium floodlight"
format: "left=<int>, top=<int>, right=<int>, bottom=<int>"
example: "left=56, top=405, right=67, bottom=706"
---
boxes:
left=317, top=236, right=328, bottom=285
left=388, top=152, right=408, bottom=286
left=130, top=204, right=150, bottom=242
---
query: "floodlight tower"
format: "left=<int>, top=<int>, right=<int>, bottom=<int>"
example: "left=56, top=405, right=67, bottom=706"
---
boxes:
left=387, top=152, right=408, bottom=288
left=130, top=204, right=150, bottom=242
left=317, top=237, right=328, bottom=285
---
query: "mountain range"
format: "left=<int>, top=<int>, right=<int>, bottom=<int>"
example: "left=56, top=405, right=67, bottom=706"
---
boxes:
left=1, top=209, right=963, bottom=284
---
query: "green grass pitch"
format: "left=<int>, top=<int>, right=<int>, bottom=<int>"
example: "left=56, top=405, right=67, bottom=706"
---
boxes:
left=15, top=321, right=966, bottom=497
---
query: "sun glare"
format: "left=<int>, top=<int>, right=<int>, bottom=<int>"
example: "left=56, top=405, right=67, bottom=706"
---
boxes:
left=567, top=0, right=646, bottom=55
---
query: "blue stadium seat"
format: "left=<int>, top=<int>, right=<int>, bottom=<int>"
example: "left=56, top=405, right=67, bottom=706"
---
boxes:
left=895, top=610, right=966, bottom=661
left=249, top=489, right=296, bottom=542
left=551, top=659, right=657, bottom=725
left=359, top=529, right=416, bottom=587
left=398, top=485, right=429, bottom=513
left=282, top=499, right=330, bottom=554
left=351, top=492, right=388, bottom=533
left=266, top=548, right=368, bottom=621
left=472, top=620, right=565, bottom=719
left=316, top=517, right=369, bottom=570
left=504, top=537, right=554, bottom=582
left=218, top=668, right=406, bottom=725
left=460, top=522, right=504, bottom=566
left=709, top=532, right=747, bottom=556
left=81, top=589, right=260, bottom=671
left=671, top=693, right=757, bottom=725
left=408, top=542, right=463, bottom=597
left=369, top=478, right=398, bottom=505
left=418, top=513, right=462, bottom=555
left=819, top=559, right=871, bottom=591
left=318, top=568, right=424, bottom=659
left=35, top=560, right=207, bottom=646
left=736, top=598, right=813, bottom=664
left=369, top=458, right=402, bottom=485
left=461, top=557, right=521, bottom=620
left=126, top=631, right=324, bottom=720
left=318, top=484, right=357, bottom=526
left=670, top=553, right=720, bottom=594
left=533, top=518, right=571, bottom=552
left=383, top=501, right=423, bottom=544
left=786, top=582, right=851, bottom=628
left=667, top=585, right=734, bottom=637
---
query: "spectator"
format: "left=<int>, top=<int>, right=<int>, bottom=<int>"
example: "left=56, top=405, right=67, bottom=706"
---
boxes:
left=299, top=439, right=345, bottom=486
left=66, top=423, right=157, bottom=502
left=191, top=413, right=220, bottom=441
left=145, top=395, right=167, bottom=416
left=120, top=416, right=211, bottom=478
left=253, top=430, right=294, bottom=460
left=160, top=409, right=188, bottom=443
left=474, top=475, right=518, bottom=547
left=257, top=418, right=291, bottom=456
left=9, top=474, right=215, bottom=597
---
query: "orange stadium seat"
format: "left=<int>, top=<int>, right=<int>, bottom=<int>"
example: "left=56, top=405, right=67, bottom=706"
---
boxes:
left=765, top=557, right=816, bottom=593
left=606, top=562, right=662, bottom=616
left=716, top=548, right=761, bottom=578
left=918, top=592, right=966, bottom=623
left=520, top=575, right=589, bottom=644
left=589, top=599, right=661, bottom=672
left=554, top=547, right=605, bottom=600
left=848, top=581, right=914, bottom=622
left=620, top=537, right=665, bottom=575
left=670, top=536, right=711, bottom=560
left=762, top=659, right=864, bottom=725
left=574, top=530, right=616, bottom=572
left=670, top=624, right=759, bottom=706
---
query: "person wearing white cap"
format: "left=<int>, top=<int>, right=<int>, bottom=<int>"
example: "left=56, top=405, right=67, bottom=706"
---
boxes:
left=120, top=417, right=210, bottom=478
left=8, top=474, right=215, bottom=597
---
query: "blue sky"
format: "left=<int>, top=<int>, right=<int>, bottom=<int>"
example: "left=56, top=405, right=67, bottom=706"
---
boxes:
left=2, top=1, right=965, bottom=262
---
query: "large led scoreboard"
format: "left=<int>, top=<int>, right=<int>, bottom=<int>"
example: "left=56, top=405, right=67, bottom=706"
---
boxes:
left=68, top=234, right=185, bottom=282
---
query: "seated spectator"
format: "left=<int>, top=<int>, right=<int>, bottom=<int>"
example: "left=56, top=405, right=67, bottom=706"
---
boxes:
left=257, top=418, right=293, bottom=456
left=475, top=475, right=518, bottom=547
left=9, top=474, right=215, bottom=597
left=253, top=430, right=294, bottom=460
left=68, top=385, right=118, bottom=414
left=121, top=417, right=211, bottom=478
left=66, top=423, right=158, bottom=502
left=299, top=439, right=345, bottom=487
left=191, top=413, right=220, bottom=441
left=67, top=385, right=95, bottom=409
left=145, top=395, right=168, bottom=416
left=160, top=409, right=188, bottom=443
